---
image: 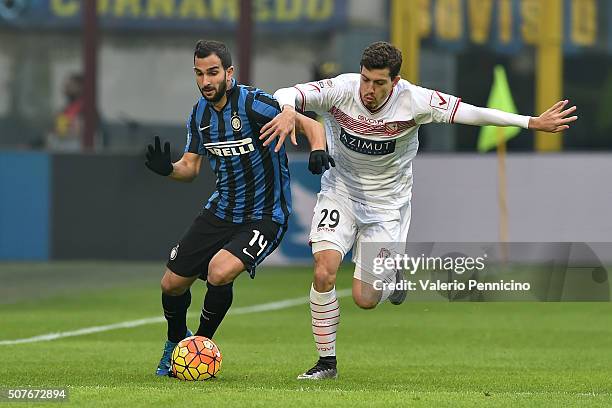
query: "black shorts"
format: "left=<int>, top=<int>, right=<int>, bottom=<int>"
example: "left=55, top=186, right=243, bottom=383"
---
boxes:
left=166, top=209, right=287, bottom=280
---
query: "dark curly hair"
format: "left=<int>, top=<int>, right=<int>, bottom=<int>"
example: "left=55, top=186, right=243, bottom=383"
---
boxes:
left=194, top=40, right=232, bottom=69
left=360, top=41, right=402, bottom=78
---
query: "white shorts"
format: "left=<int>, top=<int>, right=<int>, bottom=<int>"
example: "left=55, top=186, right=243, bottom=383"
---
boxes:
left=309, top=191, right=412, bottom=285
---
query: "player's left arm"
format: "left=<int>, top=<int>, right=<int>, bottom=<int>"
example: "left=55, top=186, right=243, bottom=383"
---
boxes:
left=454, top=100, right=578, bottom=132
left=410, top=84, right=577, bottom=132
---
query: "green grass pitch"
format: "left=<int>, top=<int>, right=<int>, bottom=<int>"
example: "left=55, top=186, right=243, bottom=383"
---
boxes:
left=1, top=262, right=611, bottom=407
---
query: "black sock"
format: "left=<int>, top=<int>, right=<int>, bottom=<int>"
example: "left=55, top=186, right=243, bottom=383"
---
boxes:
left=319, top=356, right=337, bottom=367
left=162, top=290, right=191, bottom=343
left=195, top=282, right=233, bottom=339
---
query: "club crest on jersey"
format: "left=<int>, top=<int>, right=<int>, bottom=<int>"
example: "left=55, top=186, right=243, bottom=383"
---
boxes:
left=308, top=80, right=334, bottom=91
left=339, top=129, right=396, bottom=156
left=204, top=138, right=255, bottom=157
left=377, top=247, right=392, bottom=259
left=316, top=79, right=334, bottom=88
left=230, top=114, right=242, bottom=131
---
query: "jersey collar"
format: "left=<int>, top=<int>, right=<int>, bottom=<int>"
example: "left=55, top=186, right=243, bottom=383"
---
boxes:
left=226, top=78, right=237, bottom=96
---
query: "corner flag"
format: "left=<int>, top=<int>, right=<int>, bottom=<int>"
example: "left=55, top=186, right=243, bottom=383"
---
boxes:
left=477, top=65, right=521, bottom=152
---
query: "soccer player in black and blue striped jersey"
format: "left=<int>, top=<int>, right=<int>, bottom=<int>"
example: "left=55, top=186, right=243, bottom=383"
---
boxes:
left=146, top=40, right=333, bottom=377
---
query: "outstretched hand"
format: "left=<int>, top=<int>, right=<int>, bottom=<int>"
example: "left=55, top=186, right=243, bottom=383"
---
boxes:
left=259, top=107, right=298, bottom=152
left=145, top=136, right=173, bottom=176
left=529, top=100, right=578, bottom=133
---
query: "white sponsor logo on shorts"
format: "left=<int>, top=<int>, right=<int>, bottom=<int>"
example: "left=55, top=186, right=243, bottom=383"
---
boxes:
left=170, top=244, right=179, bottom=260
left=242, top=248, right=255, bottom=259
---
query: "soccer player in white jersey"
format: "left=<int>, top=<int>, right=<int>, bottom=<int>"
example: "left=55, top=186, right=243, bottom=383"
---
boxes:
left=260, top=41, right=578, bottom=380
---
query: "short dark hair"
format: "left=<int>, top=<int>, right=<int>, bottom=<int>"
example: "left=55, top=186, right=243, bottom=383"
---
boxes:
left=360, top=41, right=402, bottom=78
left=194, top=40, right=232, bottom=69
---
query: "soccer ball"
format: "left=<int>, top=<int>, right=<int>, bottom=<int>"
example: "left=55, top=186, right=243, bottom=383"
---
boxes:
left=171, top=336, right=222, bottom=381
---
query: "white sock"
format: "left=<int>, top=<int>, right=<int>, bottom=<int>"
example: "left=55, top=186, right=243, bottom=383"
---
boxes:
left=310, top=284, right=339, bottom=358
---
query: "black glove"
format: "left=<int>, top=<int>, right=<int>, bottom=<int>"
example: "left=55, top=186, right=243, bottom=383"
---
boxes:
left=308, top=150, right=335, bottom=175
left=145, top=136, right=173, bottom=176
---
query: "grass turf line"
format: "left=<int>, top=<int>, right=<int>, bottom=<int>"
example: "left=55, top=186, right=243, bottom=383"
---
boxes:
left=0, top=263, right=611, bottom=407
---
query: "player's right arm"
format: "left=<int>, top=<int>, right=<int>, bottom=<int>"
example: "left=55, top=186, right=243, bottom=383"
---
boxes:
left=169, top=152, right=202, bottom=182
left=260, top=76, right=349, bottom=147
left=171, top=102, right=205, bottom=181
left=145, top=103, right=204, bottom=182
left=144, top=136, right=202, bottom=182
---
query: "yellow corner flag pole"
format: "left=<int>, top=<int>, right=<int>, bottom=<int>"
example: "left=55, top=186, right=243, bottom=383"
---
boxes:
left=478, top=66, right=521, bottom=255
left=497, top=127, right=508, bottom=259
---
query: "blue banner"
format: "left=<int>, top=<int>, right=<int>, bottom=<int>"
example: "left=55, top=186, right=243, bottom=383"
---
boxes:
left=0, top=152, right=50, bottom=260
left=0, top=0, right=347, bottom=31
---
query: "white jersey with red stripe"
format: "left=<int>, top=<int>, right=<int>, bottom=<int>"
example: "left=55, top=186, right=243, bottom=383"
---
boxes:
left=294, top=73, right=461, bottom=209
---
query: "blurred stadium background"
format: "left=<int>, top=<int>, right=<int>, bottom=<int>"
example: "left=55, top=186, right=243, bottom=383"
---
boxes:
left=1, top=2, right=612, bottom=405
left=1, top=0, right=610, bottom=263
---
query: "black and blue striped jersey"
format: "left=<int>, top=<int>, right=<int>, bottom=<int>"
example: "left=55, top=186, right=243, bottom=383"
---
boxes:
left=184, top=79, right=291, bottom=226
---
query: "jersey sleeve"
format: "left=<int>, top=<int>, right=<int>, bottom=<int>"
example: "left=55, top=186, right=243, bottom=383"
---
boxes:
left=184, top=102, right=201, bottom=153
left=409, top=84, right=461, bottom=125
left=247, top=89, right=282, bottom=126
left=293, top=75, right=350, bottom=113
